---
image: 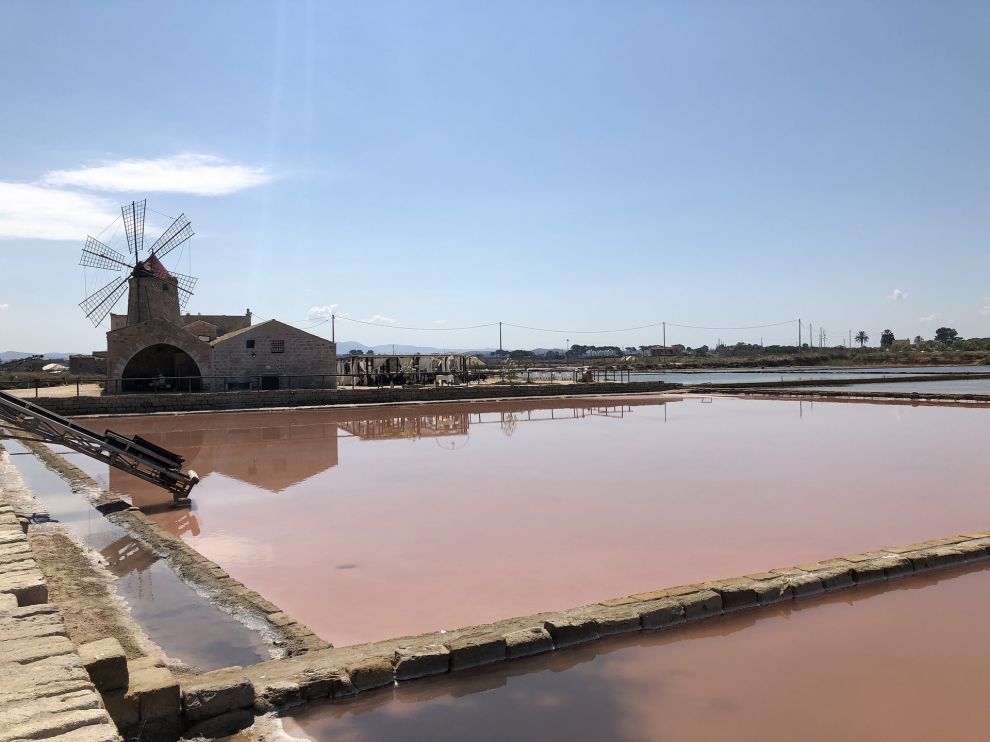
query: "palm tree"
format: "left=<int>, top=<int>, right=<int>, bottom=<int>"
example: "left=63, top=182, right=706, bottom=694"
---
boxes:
left=855, top=331, right=869, bottom=348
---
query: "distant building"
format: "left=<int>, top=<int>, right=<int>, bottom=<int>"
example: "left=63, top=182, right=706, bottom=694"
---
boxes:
left=647, top=345, right=679, bottom=357
left=892, top=339, right=911, bottom=348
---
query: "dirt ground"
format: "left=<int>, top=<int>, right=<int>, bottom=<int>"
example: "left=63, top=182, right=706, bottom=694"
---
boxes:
left=6, top=382, right=103, bottom=398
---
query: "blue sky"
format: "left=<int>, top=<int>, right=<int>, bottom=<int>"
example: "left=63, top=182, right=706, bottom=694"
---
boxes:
left=1, top=0, right=988, bottom=352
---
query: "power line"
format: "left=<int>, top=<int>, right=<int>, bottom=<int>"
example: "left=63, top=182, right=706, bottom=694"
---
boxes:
left=336, top=316, right=499, bottom=332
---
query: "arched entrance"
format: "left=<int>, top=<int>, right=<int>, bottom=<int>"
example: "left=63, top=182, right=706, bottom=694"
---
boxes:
left=121, top=344, right=203, bottom=393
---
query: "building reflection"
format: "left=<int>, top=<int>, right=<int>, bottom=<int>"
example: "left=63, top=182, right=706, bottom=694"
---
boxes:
left=106, top=397, right=678, bottom=532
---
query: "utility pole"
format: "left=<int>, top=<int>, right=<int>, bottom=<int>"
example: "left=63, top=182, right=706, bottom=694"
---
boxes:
left=662, top=321, right=666, bottom=347
left=499, top=321, right=503, bottom=355
left=331, top=314, right=335, bottom=343
left=798, top=319, right=802, bottom=350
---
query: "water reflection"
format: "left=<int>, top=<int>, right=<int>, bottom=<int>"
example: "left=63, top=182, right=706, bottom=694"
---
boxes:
left=94, top=396, right=990, bottom=647
left=107, top=399, right=659, bottom=503
left=1, top=440, right=267, bottom=669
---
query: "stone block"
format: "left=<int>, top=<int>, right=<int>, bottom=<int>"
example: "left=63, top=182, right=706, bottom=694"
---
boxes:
left=394, top=644, right=450, bottom=680
left=679, top=590, right=722, bottom=620
left=584, top=607, right=641, bottom=637
left=787, top=573, right=824, bottom=599
left=300, top=667, right=352, bottom=701
left=102, top=687, right=139, bottom=728
left=905, top=551, right=933, bottom=570
left=445, top=633, right=506, bottom=670
left=0, top=708, right=114, bottom=742
left=128, top=655, right=166, bottom=673
left=705, top=580, right=760, bottom=612
left=952, top=540, right=990, bottom=561
left=78, top=637, right=128, bottom=692
left=881, top=556, right=913, bottom=579
left=43, top=724, right=120, bottom=742
left=769, top=567, right=806, bottom=577
left=345, top=656, right=394, bottom=691
left=181, top=708, right=254, bottom=739
left=0, top=571, right=48, bottom=606
left=753, top=578, right=793, bottom=605
left=503, top=626, right=554, bottom=658
left=127, top=666, right=180, bottom=722
left=851, top=561, right=887, bottom=584
left=255, top=680, right=303, bottom=712
left=629, top=585, right=699, bottom=602
left=815, top=566, right=855, bottom=591
left=927, top=547, right=966, bottom=568
left=182, top=672, right=254, bottom=724
left=544, top=615, right=599, bottom=648
left=637, top=599, right=685, bottom=630
left=0, top=593, right=17, bottom=611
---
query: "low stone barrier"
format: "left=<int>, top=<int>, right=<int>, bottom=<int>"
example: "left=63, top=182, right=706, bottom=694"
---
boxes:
left=198, top=529, right=990, bottom=716
left=32, top=381, right=677, bottom=417
left=707, top=388, right=990, bottom=404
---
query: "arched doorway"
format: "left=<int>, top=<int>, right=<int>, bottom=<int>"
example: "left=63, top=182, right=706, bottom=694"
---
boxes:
left=121, top=344, right=203, bottom=393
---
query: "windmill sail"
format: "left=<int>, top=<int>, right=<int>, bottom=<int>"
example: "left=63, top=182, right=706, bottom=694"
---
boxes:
left=80, top=237, right=132, bottom=271
left=79, top=275, right=129, bottom=326
left=170, top=271, right=198, bottom=308
left=149, top=214, right=193, bottom=260
left=122, top=200, right=146, bottom=258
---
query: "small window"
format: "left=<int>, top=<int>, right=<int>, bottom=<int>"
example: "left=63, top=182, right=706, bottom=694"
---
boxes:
left=246, top=339, right=255, bottom=349
left=271, top=339, right=285, bottom=353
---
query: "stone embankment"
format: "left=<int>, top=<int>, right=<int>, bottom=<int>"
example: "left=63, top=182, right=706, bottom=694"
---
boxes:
left=30, top=381, right=676, bottom=417
left=0, top=500, right=121, bottom=741
left=194, top=529, right=990, bottom=719
left=710, top=388, right=990, bottom=405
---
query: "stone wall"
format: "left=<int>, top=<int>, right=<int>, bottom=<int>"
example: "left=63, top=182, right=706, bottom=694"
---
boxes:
left=211, top=320, right=336, bottom=390
left=35, top=381, right=677, bottom=417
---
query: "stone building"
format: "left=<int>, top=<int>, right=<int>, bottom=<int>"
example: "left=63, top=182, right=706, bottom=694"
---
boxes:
left=103, top=260, right=335, bottom=394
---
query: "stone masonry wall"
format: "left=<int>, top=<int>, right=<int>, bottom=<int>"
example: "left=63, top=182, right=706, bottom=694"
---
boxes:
left=35, top=381, right=676, bottom=417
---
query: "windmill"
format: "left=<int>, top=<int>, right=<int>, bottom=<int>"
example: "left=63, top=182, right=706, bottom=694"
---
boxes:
left=79, top=199, right=197, bottom=326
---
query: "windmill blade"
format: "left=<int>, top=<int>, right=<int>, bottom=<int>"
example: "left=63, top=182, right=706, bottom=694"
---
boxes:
left=122, top=199, right=146, bottom=258
left=149, top=214, right=193, bottom=260
left=79, top=275, right=129, bottom=326
left=80, top=237, right=132, bottom=271
left=171, top=271, right=198, bottom=308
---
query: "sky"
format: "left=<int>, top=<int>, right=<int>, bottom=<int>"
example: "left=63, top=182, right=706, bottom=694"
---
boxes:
left=1, top=0, right=989, bottom=352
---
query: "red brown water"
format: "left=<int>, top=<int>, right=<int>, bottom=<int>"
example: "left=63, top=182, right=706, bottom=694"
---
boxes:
left=280, top=562, right=990, bottom=742
left=97, top=396, right=990, bottom=646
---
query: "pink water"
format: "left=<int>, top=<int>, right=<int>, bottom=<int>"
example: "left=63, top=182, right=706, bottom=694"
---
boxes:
left=95, top=395, right=990, bottom=645
left=282, top=562, right=990, bottom=742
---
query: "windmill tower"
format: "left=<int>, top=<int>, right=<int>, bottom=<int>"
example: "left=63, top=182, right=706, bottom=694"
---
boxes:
left=79, top=199, right=197, bottom=327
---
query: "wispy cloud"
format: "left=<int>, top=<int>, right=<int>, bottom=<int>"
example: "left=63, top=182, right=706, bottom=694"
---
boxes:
left=979, top=305, right=990, bottom=317
left=0, top=303, right=9, bottom=310
left=367, top=314, right=396, bottom=325
left=0, top=183, right=117, bottom=240
left=919, top=313, right=941, bottom=323
left=43, top=154, right=270, bottom=196
left=886, top=289, right=908, bottom=301
left=307, top=305, right=338, bottom=321
left=434, top=319, right=447, bottom=325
